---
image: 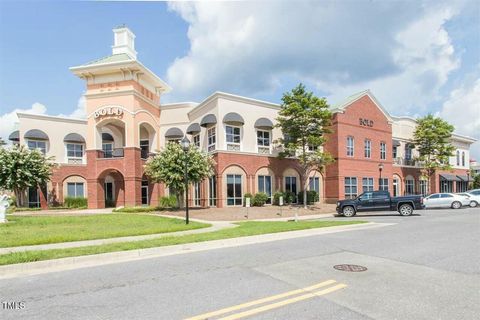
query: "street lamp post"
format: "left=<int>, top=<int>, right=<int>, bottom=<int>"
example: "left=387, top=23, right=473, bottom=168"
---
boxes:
left=378, top=163, right=384, bottom=190
left=180, top=136, right=191, bottom=224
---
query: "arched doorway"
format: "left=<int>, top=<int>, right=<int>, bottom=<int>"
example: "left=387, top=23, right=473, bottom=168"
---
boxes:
left=98, top=169, right=125, bottom=208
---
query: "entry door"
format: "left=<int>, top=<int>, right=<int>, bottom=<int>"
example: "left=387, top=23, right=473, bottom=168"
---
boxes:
left=141, top=180, right=149, bottom=205
left=393, top=179, right=399, bottom=197
left=28, top=187, right=40, bottom=208
left=104, top=182, right=114, bottom=207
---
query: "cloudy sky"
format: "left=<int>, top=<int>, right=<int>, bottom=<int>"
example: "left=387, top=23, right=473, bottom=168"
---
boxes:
left=0, top=1, right=479, bottom=157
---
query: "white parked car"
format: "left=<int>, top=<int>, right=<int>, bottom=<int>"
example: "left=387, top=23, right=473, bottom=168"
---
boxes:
left=423, top=193, right=470, bottom=209
left=465, top=190, right=480, bottom=207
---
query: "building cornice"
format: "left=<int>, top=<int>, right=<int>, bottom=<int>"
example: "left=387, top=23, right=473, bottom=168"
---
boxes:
left=16, top=113, right=87, bottom=124
left=188, top=91, right=280, bottom=118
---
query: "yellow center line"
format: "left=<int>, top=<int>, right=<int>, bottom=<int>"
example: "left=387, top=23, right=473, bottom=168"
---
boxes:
left=219, top=283, right=348, bottom=320
left=184, top=280, right=337, bottom=320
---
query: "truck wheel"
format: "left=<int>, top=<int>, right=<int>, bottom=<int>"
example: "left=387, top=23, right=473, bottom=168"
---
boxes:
left=342, top=206, right=355, bottom=217
left=470, top=201, right=478, bottom=208
left=398, top=204, right=413, bottom=216
left=451, top=201, right=462, bottom=209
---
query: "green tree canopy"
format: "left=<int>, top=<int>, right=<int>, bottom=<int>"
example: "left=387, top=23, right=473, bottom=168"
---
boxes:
left=275, top=83, right=334, bottom=207
left=413, top=114, right=455, bottom=194
left=0, top=145, right=55, bottom=206
left=144, top=142, right=215, bottom=203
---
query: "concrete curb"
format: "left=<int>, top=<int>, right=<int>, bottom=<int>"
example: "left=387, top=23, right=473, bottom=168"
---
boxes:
left=0, top=222, right=394, bottom=279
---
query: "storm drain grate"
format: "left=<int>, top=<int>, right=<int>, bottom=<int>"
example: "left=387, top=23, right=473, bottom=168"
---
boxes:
left=333, top=264, right=367, bottom=272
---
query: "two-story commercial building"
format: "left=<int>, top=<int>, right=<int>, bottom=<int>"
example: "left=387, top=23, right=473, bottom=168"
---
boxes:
left=7, top=27, right=477, bottom=209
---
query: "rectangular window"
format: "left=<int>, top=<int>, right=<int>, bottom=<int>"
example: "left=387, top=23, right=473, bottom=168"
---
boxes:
left=209, top=176, right=217, bottom=207
left=405, top=179, right=415, bottom=195
left=257, top=130, right=270, bottom=154
left=285, top=176, right=297, bottom=203
left=392, top=146, right=397, bottom=159
left=344, top=177, right=358, bottom=199
left=27, top=140, right=46, bottom=155
left=420, top=180, right=428, bottom=196
left=193, top=134, right=200, bottom=148
left=362, top=177, right=374, bottom=192
left=364, top=139, right=371, bottom=158
left=405, top=145, right=412, bottom=160
left=258, top=175, right=272, bottom=204
left=67, top=182, right=84, bottom=198
left=67, top=143, right=83, bottom=158
left=440, top=180, right=453, bottom=193
left=257, top=130, right=270, bottom=146
left=309, top=177, right=320, bottom=202
left=102, top=143, right=113, bottom=158
left=226, top=174, right=242, bottom=206
left=346, top=136, right=354, bottom=157
left=28, top=186, right=40, bottom=208
left=141, top=180, right=149, bottom=205
left=207, top=127, right=216, bottom=152
left=193, top=182, right=201, bottom=207
left=226, top=126, right=241, bottom=151
left=379, top=178, right=389, bottom=191
left=380, top=142, right=386, bottom=160
left=140, top=140, right=149, bottom=159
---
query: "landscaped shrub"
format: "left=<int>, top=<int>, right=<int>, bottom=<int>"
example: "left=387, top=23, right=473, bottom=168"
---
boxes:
left=252, top=192, right=269, bottom=207
left=114, top=206, right=156, bottom=213
left=297, top=191, right=319, bottom=205
left=64, top=197, right=88, bottom=208
left=159, top=195, right=177, bottom=208
left=284, top=191, right=296, bottom=204
left=273, top=192, right=285, bottom=205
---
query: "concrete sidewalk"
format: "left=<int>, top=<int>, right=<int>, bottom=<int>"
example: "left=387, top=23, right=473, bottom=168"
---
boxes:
left=0, top=218, right=235, bottom=255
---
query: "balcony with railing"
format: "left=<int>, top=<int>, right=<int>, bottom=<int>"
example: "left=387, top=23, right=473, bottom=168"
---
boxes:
left=393, top=157, right=423, bottom=167
left=98, top=148, right=124, bottom=159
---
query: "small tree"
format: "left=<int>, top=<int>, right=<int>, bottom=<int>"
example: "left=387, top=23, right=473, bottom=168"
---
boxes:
left=144, top=142, right=215, bottom=206
left=275, top=84, right=334, bottom=208
left=473, top=173, right=480, bottom=189
left=413, top=114, right=455, bottom=195
left=0, top=145, right=55, bottom=207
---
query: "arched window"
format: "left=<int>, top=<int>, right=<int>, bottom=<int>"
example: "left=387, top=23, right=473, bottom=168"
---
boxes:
left=456, top=151, right=460, bottom=166
left=462, top=152, right=465, bottom=167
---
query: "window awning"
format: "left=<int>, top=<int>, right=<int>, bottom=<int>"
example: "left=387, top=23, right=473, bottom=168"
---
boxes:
left=24, top=129, right=49, bottom=140
left=439, top=174, right=460, bottom=181
left=223, top=112, right=245, bottom=125
left=102, top=133, right=114, bottom=141
left=165, top=127, right=184, bottom=139
left=8, top=130, right=19, bottom=141
left=457, top=175, right=473, bottom=182
left=392, top=139, right=401, bottom=147
left=200, top=114, right=217, bottom=127
left=254, top=118, right=274, bottom=129
left=186, top=123, right=201, bottom=135
left=64, top=133, right=85, bottom=143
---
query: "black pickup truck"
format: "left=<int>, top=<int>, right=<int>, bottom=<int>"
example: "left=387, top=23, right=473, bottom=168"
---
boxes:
left=336, top=191, right=424, bottom=217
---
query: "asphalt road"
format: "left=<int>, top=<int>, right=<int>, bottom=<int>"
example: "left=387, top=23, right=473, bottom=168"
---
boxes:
left=1, top=207, right=479, bottom=320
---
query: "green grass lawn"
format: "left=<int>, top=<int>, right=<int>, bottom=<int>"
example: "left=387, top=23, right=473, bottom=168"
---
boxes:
left=0, top=214, right=209, bottom=248
left=0, top=220, right=366, bottom=266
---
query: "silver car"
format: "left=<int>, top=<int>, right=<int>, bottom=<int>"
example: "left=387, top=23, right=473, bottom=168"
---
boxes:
left=423, top=193, right=470, bottom=209
left=464, top=191, right=480, bottom=207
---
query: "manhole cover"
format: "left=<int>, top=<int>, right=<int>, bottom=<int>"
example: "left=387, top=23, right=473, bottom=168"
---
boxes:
left=333, top=264, right=367, bottom=272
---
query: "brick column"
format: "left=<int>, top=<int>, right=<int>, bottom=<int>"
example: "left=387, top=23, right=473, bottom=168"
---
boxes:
left=87, top=178, right=104, bottom=209
left=124, top=177, right=141, bottom=207
left=216, top=175, right=224, bottom=208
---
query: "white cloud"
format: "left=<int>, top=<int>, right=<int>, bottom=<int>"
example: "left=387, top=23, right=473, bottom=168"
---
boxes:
left=165, top=1, right=461, bottom=115
left=439, top=77, right=480, bottom=160
left=0, top=102, right=47, bottom=143
left=60, top=95, right=86, bottom=119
